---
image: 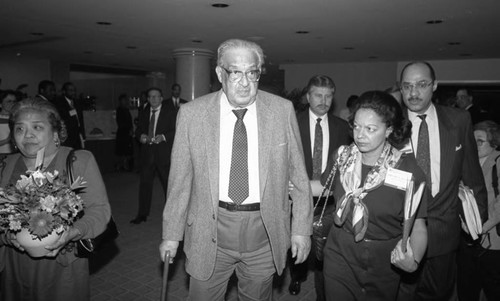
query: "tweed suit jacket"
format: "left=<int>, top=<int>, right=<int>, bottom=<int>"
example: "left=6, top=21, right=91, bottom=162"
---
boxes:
left=162, top=89, right=313, bottom=280
left=296, top=109, right=352, bottom=179
left=409, top=105, right=487, bottom=257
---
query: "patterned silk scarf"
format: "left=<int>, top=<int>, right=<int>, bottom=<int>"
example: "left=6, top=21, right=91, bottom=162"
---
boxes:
left=333, top=142, right=403, bottom=242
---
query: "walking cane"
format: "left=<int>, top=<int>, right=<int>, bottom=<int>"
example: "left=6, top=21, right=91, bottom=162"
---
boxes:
left=161, top=251, right=170, bottom=301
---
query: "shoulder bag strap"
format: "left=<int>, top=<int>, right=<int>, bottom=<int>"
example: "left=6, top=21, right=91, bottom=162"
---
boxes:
left=493, top=155, right=500, bottom=197
left=66, top=149, right=77, bottom=185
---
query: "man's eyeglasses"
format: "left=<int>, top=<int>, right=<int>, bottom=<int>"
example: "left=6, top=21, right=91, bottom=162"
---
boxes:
left=400, top=80, right=433, bottom=92
left=220, top=67, right=261, bottom=82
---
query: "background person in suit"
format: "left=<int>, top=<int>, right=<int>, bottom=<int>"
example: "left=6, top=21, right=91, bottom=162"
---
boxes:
left=130, top=87, right=176, bottom=224
left=397, top=61, right=487, bottom=300
left=35, top=80, right=56, bottom=103
left=456, top=88, right=487, bottom=125
left=159, top=39, right=313, bottom=301
left=52, top=82, right=85, bottom=149
left=170, top=83, right=188, bottom=109
left=290, top=75, right=351, bottom=300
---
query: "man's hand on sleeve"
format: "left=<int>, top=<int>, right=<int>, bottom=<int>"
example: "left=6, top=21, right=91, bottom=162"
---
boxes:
left=290, top=235, right=311, bottom=264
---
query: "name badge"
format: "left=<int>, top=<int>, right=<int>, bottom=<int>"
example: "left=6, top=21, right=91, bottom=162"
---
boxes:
left=69, top=109, right=77, bottom=116
left=384, top=167, right=412, bottom=191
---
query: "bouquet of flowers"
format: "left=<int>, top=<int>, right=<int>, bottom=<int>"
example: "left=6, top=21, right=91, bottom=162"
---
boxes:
left=0, top=168, right=85, bottom=240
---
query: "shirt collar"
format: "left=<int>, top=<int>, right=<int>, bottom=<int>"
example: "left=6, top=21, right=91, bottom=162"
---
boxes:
left=151, top=104, right=162, bottom=112
left=220, top=90, right=256, bottom=116
left=407, top=103, right=437, bottom=123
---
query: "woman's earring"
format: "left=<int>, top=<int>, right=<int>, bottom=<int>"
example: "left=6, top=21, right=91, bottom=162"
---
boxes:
left=54, top=138, right=60, bottom=148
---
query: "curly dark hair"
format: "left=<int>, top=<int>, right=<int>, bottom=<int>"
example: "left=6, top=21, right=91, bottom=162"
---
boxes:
left=348, top=90, right=412, bottom=147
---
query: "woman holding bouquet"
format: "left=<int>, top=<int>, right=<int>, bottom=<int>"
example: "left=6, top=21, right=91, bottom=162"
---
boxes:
left=0, top=98, right=111, bottom=301
left=322, top=91, right=428, bottom=300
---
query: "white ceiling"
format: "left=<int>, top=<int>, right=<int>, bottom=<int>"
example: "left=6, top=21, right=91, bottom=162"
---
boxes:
left=1, top=0, right=500, bottom=72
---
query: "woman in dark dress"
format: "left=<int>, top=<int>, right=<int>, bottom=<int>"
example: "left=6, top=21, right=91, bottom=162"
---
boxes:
left=322, top=91, right=428, bottom=300
left=115, top=93, right=133, bottom=171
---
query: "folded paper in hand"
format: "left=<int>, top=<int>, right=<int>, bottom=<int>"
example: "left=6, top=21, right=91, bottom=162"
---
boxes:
left=458, top=182, right=482, bottom=240
left=401, top=179, right=425, bottom=252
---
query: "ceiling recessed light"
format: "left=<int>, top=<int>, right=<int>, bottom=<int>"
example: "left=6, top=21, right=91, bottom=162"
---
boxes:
left=212, top=3, right=229, bottom=8
left=448, top=42, right=461, bottom=46
left=126, top=46, right=137, bottom=49
left=96, top=21, right=112, bottom=25
left=426, top=19, right=443, bottom=24
left=30, top=32, right=44, bottom=36
left=295, top=31, right=309, bottom=34
left=343, top=47, right=355, bottom=50
left=191, top=39, right=203, bottom=43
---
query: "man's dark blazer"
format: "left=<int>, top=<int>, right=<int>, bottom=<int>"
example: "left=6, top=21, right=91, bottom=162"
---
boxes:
left=135, top=100, right=177, bottom=167
left=467, top=104, right=486, bottom=125
left=411, top=105, right=487, bottom=258
left=51, top=97, right=84, bottom=149
left=297, top=109, right=352, bottom=179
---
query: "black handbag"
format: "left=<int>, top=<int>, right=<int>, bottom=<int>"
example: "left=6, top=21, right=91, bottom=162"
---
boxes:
left=312, top=160, right=338, bottom=261
left=66, top=150, right=119, bottom=257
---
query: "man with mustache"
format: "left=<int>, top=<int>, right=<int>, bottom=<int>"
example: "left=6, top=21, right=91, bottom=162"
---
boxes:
left=397, top=61, right=487, bottom=300
left=291, top=75, right=351, bottom=300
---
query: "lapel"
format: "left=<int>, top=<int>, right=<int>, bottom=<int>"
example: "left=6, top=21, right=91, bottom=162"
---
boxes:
left=436, top=105, right=456, bottom=192
left=202, top=91, right=222, bottom=212
left=298, top=111, right=312, bottom=176
left=256, top=92, right=273, bottom=201
left=327, top=113, right=338, bottom=155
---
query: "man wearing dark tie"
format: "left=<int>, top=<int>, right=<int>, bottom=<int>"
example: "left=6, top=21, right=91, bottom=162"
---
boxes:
left=130, top=87, right=176, bottom=224
left=159, top=39, right=312, bottom=300
left=290, top=75, right=351, bottom=300
left=397, top=61, right=487, bottom=300
left=170, top=83, right=188, bottom=109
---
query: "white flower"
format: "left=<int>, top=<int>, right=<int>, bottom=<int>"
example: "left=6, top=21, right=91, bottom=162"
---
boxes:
left=15, top=175, right=32, bottom=190
left=31, top=170, right=47, bottom=187
left=9, top=220, right=21, bottom=231
left=40, top=195, right=58, bottom=212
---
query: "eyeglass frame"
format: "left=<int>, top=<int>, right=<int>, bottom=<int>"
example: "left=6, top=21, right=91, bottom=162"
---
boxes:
left=219, top=66, right=261, bottom=83
left=400, top=80, right=434, bottom=92
left=475, top=139, right=489, bottom=147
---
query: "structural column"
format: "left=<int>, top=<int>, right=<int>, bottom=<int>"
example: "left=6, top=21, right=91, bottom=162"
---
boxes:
left=172, top=48, right=214, bottom=101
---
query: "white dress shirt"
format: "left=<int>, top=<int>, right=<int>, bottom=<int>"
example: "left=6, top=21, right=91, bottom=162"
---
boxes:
left=150, top=104, right=162, bottom=137
left=219, top=93, right=260, bottom=204
left=408, top=104, right=441, bottom=196
left=308, top=110, right=330, bottom=173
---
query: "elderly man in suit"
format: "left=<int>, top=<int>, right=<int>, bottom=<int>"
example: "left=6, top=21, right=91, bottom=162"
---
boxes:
left=130, top=87, right=177, bottom=224
left=289, top=75, right=351, bottom=299
left=159, top=39, right=313, bottom=300
left=397, top=61, right=487, bottom=300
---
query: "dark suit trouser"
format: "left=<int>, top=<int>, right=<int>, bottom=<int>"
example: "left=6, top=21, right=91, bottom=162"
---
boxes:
left=457, top=240, right=500, bottom=301
left=137, top=159, right=169, bottom=217
left=188, top=207, right=275, bottom=301
left=398, top=252, right=456, bottom=301
left=289, top=199, right=332, bottom=301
